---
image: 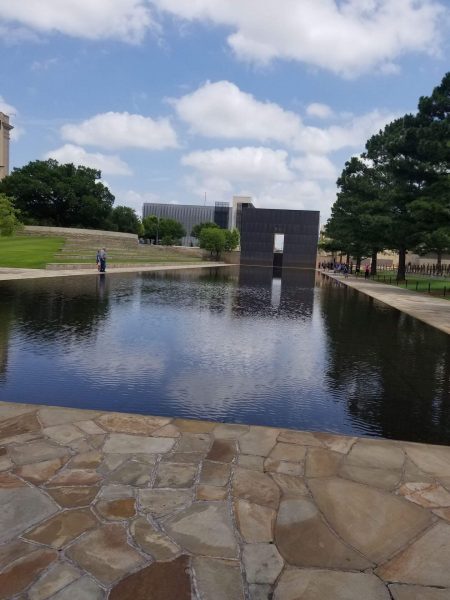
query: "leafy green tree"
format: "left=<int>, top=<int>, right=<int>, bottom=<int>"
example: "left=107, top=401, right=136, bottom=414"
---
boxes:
left=364, top=116, right=421, bottom=280
left=142, top=214, right=186, bottom=244
left=142, top=215, right=159, bottom=242
left=191, top=221, right=219, bottom=239
left=224, top=228, right=240, bottom=251
left=409, top=175, right=450, bottom=268
left=326, top=73, right=449, bottom=280
left=110, top=205, right=141, bottom=234
left=0, top=194, right=22, bottom=236
left=199, top=227, right=226, bottom=258
left=327, top=157, right=390, bottom=274
left=415, top=228, right=450, bottom=268
left=0, top=159, right=115, bottom=229
left=158, top=218, right=186, bottom=245
left=365, top=73, right=449, bottom=279
left=412, top=73, right=450, bottom=268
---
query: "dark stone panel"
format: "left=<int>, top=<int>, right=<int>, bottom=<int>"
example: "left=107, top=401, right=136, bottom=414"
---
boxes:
left=240, top=209, right=319, bottom=268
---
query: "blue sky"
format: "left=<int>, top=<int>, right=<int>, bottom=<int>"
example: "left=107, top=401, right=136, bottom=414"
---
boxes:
left=1, top=1, right=449, bottom=222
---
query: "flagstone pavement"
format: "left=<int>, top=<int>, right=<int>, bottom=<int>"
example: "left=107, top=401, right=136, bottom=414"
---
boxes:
left=2, top=401, right=450, bottom=599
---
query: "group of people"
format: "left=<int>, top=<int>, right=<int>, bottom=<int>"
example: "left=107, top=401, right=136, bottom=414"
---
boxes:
left=319, top=261, right=371, bottom=279
left=96, top=248, right=107, bottom=273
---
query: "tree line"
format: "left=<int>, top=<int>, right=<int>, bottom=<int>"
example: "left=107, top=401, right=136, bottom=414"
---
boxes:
left=0, top=159, right=240, bottom=254
left=323, top=72, right=450, bottom=280
left=0, top=159, right=144, bottom=235
left=140, top=217, right=240, bottom=254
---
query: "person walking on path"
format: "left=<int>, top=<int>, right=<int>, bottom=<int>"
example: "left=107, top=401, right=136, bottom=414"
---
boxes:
left=99, top=248, right=107, bottom=273
left=364, top=265, right=370, bottom=279
left=96, top=249, right=101, bottom=271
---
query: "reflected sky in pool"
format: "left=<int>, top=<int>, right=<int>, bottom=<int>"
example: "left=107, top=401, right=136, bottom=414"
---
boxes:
left=0, top=266, right=449, bottom=444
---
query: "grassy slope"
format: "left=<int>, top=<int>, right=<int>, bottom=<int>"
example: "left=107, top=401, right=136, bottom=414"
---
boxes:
left=0, top=235, right=203, bottom=268
left=0, top=236, right=64, bottom=268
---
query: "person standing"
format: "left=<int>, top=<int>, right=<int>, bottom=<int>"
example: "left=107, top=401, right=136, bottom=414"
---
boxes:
left=96, top=249, right=101, bottom=271
left=364, top=265, right=370, bottom=279
left=99, top=247, right=107, bottom=273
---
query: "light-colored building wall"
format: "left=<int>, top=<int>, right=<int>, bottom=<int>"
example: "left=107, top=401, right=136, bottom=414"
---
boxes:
left=143, top=198, right=251, bottom=246
left=143, top=203, right=217, bottom=246
left=231, top=196, right=254, bottom=231
left=0, top=113, right=13, bottom=181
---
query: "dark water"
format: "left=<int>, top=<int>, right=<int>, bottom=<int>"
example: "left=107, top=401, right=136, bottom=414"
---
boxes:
left=0, top=266, right=449, bottom=444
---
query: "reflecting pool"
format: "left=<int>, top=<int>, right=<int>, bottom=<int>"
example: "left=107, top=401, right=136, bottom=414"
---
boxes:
left=0, top=266, right=449, bottom=443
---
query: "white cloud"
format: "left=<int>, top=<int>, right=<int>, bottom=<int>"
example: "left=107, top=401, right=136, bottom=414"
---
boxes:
left=0, top=96, right=17, bottom=117
left=183, top=174, right=233, bottom=206
left=184, top=171, right=336, bottom=221
left=181, top=144, right=337, bottom=221
left=0, top=0, right=157, bottom=43
left=378, top=62, right=402, bottom=76
left=61, top=112, right=179, bottom=150
left=173, top=80, right=396, bottom=155
left=294, top=109, right=398, bottom=154
left=182, top=147, right=294, bottom=183
left=291, top=154, right=338, bottom=181
left=0, top=23, right=40, bottom=45
left=172, top=80, right=302, bottom=145
left=254, top=180, right=337, bottom=216
left=115, top=189, right=162, bottom=215
left=152, top=0, right=446, bottom=76
left=306, top=103, right=334, bottom=119
left=44, top=144, right=132, bottom=176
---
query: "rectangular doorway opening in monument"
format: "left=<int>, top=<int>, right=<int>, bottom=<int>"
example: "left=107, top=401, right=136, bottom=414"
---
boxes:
left=274, top=233, right=284, bottom=252
left=273, top=233, right=284, bottom=268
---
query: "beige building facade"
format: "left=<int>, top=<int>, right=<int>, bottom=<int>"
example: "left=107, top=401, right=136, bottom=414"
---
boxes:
left=0, top=112, right=13, bottom=181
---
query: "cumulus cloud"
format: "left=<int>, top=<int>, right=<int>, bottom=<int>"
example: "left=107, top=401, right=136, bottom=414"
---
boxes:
left=116, top=189, right=162, bottom=214
left=61, top=112, right=179, bottom=150
left=184, top=170, right=336, bottom=220
left=290, top=154, right=338, bottom=181
left=152, top=0, right=446, bottom=76
left=182, top=147, right=294, bottom=183
left=294, top=109, right=398, bottom=154
left=306, top=103, right=334, bottom=119
left=0, top=0, right=157, bottom=43
left=255, top=180, right=337, bottom=216
left=173, top=81, right=396, bottom=155
left=181, top=144, right=339, bottom=220
left=44, top=144, right=132, bottom=176
left=172, top=80, right=302, bottom=144
left=0, top=96, right=17, bottom=117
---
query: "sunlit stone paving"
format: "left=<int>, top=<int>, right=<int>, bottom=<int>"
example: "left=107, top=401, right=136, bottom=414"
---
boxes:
left=2, top=401, right=450, bottom=599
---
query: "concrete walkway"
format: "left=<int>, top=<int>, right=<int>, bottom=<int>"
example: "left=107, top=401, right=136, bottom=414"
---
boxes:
left=0, top=263, right=228, bottom=282
left=323, top=271, right=450, bottom=336
left=2, top=401, right=450, bottom=599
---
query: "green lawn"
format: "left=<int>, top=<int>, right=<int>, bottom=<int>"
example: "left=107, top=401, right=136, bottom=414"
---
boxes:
left=0, top=236, right=204, bottom=268
left=0, top=236, right=64, bottom=268
left=371, top=272, right=450, bottom=297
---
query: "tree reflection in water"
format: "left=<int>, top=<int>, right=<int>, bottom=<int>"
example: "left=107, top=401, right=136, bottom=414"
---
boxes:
left=320, top=281, right=450, bottom=443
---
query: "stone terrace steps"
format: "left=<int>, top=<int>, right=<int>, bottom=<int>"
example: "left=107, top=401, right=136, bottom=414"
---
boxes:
left=20, top=226, right=204, bottom=266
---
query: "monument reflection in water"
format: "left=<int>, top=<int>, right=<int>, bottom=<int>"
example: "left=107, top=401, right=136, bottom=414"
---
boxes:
left=0, top=266, right=449, bottom=444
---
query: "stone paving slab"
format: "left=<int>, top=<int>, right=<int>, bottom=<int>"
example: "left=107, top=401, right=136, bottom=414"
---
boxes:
left=1, top=401, right=450, bottom=598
